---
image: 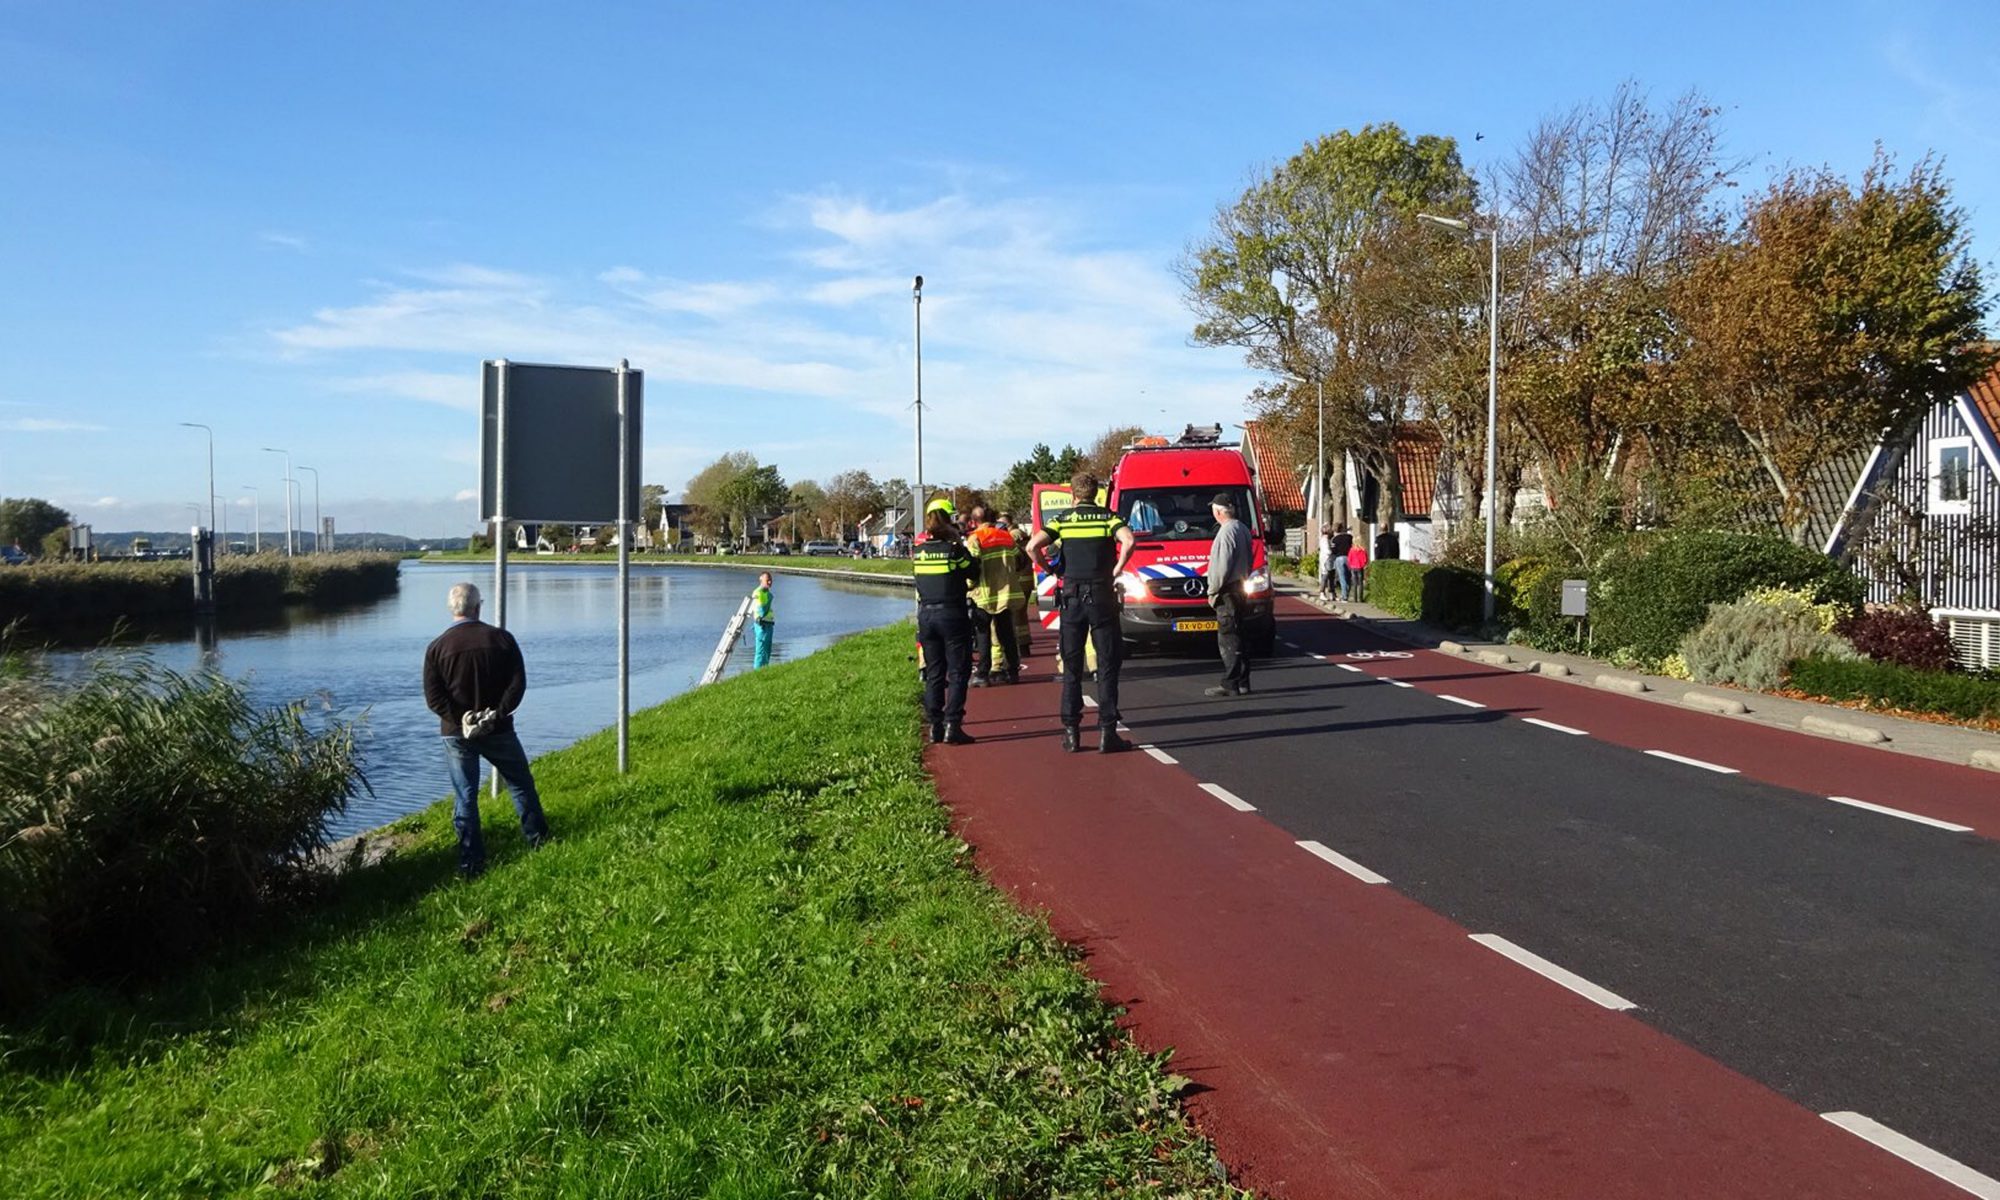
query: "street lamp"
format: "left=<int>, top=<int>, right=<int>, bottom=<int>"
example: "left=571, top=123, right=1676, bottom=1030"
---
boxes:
left=912, top=274, right=925, bottom=527
left=297, top=466, right=322, bottom=553
left=1418, top=211, right=1501, bottom=623
left=242, top=486, right=261, bottom=553
left=262, top=447, right=295, bottom=556
left=178, top=422, right=214, bottom=544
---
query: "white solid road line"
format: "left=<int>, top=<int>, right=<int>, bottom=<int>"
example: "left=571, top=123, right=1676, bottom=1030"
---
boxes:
left=1296, top=840, right=1389, bottom=884
left=1142, top=745, right=1178, bottom=765
left=1821, top=1112, right=2000, bottom=1199
left=1828, top=796, right=1974, bottom=833
left=1644, top=749, right=1739, bottom=775
left=1386, top=679, right=1414, bottom=688
left=1470, top=934, right=1638, bottom=1011
left=1438, top=694, right=1486, bottom=708
left=1524, top=718, right=1589, bottom=736
left=1336, top=663, right=1364, bottom=673
left=1199, top=782, right=1257, bottom=812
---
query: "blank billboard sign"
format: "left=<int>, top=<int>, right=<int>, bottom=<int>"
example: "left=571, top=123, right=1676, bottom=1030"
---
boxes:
left=479, top=361, right=643, bottom=523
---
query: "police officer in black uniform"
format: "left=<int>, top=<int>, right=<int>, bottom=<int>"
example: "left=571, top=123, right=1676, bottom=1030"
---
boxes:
left=914, top=497, right=980, bottom=746
left=1027, top=471, right=1138, bottom=753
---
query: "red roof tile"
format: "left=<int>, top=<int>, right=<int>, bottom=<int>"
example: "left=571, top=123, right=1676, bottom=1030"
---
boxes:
left=1394, top=424, right=1442, bottom=517
left=1241, top=420, right=1307, bottom=511
left=1968, top=359, right=2000, bottom=442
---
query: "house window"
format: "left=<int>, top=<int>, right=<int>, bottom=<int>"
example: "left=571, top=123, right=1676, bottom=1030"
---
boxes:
left=1944, top=614, right=2000, bottom=672
left=1928, top=438, right=1973, bottom=514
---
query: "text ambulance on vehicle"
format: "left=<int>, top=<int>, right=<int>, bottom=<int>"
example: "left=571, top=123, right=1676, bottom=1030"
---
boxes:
left=1030, top=425, right=1277, bottom=656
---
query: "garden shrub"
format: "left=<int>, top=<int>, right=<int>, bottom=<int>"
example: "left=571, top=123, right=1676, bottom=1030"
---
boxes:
left=1740, top=585, right=1844, bottom=633
left=1592, top=531, right=1864, bottom=663
left=1680, top=593, right=1857, bottom=691
left=1835, top=607, right=1959, bottom=672
left=0, top=656, right=361, bottom=1011
left=1495, top=556, right=1551, bottom=627
left=1364, top=560, right=1484, bottom=629
left=1790, top=656, right=2000, bottom=722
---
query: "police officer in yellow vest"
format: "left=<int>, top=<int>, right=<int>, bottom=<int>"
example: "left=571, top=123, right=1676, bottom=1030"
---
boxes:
left=1027, top=471, right=1137, bottom=753
left=914, top=498, right=980, bottom=745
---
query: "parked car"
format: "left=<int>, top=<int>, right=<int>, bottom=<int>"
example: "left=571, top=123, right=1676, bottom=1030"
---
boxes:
left=802, top=540, right=842, bottom=556
left=0, top=544, right=30, bottom=566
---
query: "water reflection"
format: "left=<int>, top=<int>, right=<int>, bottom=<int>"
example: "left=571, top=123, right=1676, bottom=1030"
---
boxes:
left=36, top=562, right=911, bottom=838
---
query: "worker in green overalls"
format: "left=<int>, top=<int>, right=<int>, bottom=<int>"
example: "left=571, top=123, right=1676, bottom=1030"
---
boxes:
left=751, top=572, right=775, bottom=668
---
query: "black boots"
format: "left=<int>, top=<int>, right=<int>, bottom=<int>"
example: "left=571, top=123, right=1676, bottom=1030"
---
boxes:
left=1098, top=727, right=1131, bottom=754
left=929, top=720, right=945, bottom=744
left=1062, top=726, right=1081, bottom=753
left=943, top=722, right=976, bottom=745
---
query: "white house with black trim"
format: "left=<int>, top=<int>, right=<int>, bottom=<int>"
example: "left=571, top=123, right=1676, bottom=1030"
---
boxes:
left=1826, top=360, right=2000, bottom=669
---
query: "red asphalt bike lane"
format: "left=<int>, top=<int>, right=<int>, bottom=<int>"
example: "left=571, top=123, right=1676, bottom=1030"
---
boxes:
left=1269, top=597, right=2000, bottom=838
left=927, top=648, right=1972, bottom=1198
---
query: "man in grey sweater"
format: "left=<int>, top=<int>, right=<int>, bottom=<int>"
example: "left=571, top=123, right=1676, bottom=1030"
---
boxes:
left=1204, top=495, right=1254, bottom=697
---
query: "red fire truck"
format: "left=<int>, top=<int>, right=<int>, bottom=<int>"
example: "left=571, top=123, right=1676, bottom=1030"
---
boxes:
left=1030, top=425, right=1276, bottom=655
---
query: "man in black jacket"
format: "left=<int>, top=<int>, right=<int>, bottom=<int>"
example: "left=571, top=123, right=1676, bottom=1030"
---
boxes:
left=423, top=581, right=550, bottom=877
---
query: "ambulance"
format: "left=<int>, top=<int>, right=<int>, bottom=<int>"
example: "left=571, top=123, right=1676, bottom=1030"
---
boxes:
left=1030, top=425, right=1277, bottom=656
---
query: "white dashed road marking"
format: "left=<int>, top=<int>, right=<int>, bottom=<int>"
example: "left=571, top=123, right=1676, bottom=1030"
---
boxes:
left=1828, top=796, right=1973, bottom=833
left=1386, top=679, right=1414, bottom=689
left=1820, top=1112, right=2000, bottom=1199
left=1082, top=695, right=1098, bottom=708
left=1199, top=782, right=1256, bottom=812
left=1310, top=652, right=1326, bottom=660
left=1142, top=745, right=1178, bottom=765
left=1336, top=663, right=1364, bottom=673
left=1644, top=750, right=1739, bottom=775
left=1469, top=934, right=1637, bottom=1011
left=1438, top=694, right=1486, bottom=709
left=1523, top=718, right=1589, bottom=736
left=1296, top=840, right=1389, bottom=884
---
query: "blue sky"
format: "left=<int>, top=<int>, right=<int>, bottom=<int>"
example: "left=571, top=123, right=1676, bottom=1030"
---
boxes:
left=2, top=0, right=1994, bottom=537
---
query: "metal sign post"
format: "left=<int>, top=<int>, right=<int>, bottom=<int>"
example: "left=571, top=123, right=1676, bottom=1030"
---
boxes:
left=480, top=358, right=645, bottom=779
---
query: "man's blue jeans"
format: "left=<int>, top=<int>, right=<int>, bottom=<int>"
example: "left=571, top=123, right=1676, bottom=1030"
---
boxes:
left=443, top=730, right=550, bottom=873
left=753, top=619, right=773, bottom=668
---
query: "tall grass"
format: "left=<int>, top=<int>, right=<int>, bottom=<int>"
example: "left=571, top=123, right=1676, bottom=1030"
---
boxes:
left=0, top=653, right=362, bottom=1011
left=0, top=626, right=1238, bottom=1196
left=0, top=552, right=401, bottom=633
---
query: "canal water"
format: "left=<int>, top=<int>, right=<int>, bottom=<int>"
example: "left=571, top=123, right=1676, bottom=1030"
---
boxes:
left=44, top=562, right=912, bottom=838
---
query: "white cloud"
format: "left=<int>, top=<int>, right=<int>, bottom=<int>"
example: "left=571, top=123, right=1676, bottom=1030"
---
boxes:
left=453, top=488, right=478, bottom=502
left=333, top=370, right=477, bottom=410
left=259, top=231, right=310, bottom=251
left=3, top=417, right=106, bottom=432
left=265, top=181, right=1258, bottom=488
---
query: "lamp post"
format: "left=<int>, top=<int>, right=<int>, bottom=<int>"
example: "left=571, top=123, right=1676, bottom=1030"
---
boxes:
left=298, top=466, right=322, bottom=552
left=262, top=447, right=295, bottom=556
left=242, top=486, right=261, bottom=553
left=912, top=274, right=925, bottom=528
left=178, top=422, right=214, bottom=545
left=1418, top=212, right=1501, bottom=623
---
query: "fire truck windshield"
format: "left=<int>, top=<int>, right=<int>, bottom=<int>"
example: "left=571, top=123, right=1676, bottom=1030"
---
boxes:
left=1117, top=487, right=1255, bottom=541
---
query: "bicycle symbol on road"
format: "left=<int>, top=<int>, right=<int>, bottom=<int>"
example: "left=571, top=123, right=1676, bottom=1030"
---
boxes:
left=1344, top=650, right=1414, bottom=661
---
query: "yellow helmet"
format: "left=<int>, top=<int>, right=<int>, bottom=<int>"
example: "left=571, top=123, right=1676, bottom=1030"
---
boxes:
left=925, top=497, right=956, bottom=516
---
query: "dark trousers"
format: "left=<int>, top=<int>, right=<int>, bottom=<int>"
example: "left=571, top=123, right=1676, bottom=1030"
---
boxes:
left=1058, top=582, right=1121, bottom=728
left=970, top=605, right=1019, bottom=679
left=918, top=603, right=973, bottom=725
left=1215, top=591, right=1252, bottom=692
left=442, top=731, right=550, bottom=873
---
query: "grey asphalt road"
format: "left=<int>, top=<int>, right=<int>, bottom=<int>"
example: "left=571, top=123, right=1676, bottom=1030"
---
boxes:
left=1114, top=629, right=2000, bottom=1182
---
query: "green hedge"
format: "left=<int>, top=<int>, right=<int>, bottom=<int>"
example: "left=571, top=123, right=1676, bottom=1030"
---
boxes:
left=1365, top=559, right=1486, bottom=629
left=1789, top=656, right=2000, bottom=722
left=0, top=553, right=401, bottom=632
left=1592, top=531, right=1862, bottom=662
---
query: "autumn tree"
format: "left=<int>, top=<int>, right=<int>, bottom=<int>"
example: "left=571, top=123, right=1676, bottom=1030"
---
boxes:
left=1182, top=123, right=1476, bottom=521
left=683, top=452, right=758, bottom=539
left=1082, top=426, right=1145, bottom=482
left=1674, top=154, right=1991, bottom=543
left=785, top=480, right=826, bottom=543
left=1501, top=84, right=1734, bottom=504
left=821, top=470, right=884, bottom=541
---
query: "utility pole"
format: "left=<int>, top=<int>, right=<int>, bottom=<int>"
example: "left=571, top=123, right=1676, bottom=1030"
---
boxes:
left=912, top=274, right=925, bottom=531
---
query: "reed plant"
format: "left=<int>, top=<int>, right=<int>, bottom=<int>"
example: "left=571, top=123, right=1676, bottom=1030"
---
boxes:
left=0, top=652, right=361, bottom=1011
left=0, top=552, right=401, bottom=633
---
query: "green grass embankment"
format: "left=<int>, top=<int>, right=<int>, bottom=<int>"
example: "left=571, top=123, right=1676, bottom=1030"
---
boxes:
left=0, top=553, right=403, bottom=634
left=0, top=624, right=1236, bottom=1197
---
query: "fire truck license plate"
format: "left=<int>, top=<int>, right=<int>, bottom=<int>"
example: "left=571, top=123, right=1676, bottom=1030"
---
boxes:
left=1173, top=619, right=1219, bottom=632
